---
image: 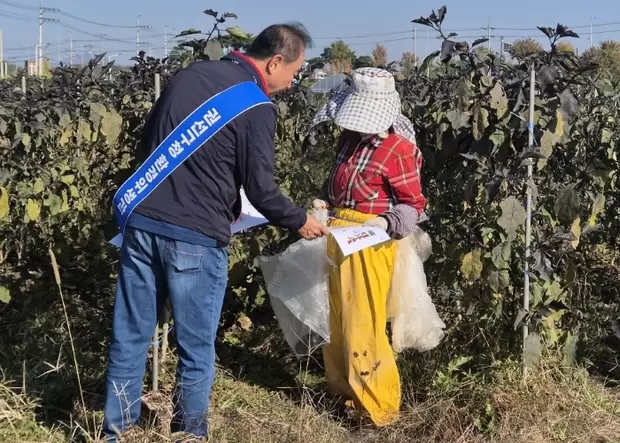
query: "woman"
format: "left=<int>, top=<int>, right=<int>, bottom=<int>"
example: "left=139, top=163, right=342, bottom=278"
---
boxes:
left=310, top=67, right=427, bottom=426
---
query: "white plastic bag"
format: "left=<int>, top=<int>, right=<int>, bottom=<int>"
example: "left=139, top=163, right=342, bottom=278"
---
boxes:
left=259, top=212, right=445, bottom=357
left=258, top=237, right=330, bottom=358
left=386, top=228, right=446, bottom=352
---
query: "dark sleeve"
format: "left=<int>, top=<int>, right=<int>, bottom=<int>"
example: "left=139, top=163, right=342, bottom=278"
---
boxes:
left=236, top=105, right=307, bottom=231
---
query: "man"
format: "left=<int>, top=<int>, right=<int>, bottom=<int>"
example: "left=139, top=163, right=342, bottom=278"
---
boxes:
left=103, top=22, right=328, bottom=441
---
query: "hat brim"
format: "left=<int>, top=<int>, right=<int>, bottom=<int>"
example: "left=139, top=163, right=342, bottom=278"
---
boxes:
left=331, top=89, right=401, bottom=134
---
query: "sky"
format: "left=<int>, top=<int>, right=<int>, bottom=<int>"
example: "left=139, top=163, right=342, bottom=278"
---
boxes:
left=1, top=0, right=619, bottom=66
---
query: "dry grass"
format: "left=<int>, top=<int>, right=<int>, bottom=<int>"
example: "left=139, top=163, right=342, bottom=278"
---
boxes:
left=0, top=376, right=65, bottom=443
left=1, top=360, right=619, bottom=443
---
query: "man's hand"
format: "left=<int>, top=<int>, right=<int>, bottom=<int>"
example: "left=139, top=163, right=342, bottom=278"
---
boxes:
left=298, top=214, right=330, bottom=240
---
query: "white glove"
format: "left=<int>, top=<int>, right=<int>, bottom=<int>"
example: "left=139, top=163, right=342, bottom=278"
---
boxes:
left=363, top=216, right=388, bottom=231
left=311, top=199, right=330, bottom=226
left=312, top=199, right=329, bottom=211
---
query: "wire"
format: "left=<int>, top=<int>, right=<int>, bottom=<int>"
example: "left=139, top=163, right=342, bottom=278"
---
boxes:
left=0, top=9, right=37, bottom=21
left=49, top=9, right=146, bottom=30
left=0, top=0, right=38, bottom=11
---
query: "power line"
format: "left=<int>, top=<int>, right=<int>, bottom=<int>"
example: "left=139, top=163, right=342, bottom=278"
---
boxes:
left=0, top=0, right=38, bottom=10
left=0, top=9, right=37, bottom=21
left=48, top=9, right=148, bottom=29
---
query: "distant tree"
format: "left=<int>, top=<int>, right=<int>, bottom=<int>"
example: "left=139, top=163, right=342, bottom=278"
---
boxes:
left=509, top=38, right=544, bottom=60
left=372, top=44, right=388, bottom=68
left=322, top=40, right=355, bottom=73
left=555, top=41, right=575, bottom=55
left=353, top=55, right=373, bottom=69
left=400, top=51, right=418, bottom=76
left=582, top=40, right=620, bottom=81
left=219, top=33, right=254, bottom=51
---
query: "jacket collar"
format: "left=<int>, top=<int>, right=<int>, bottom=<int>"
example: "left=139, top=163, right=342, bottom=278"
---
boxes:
left=221, top=51, right=268, bottom=94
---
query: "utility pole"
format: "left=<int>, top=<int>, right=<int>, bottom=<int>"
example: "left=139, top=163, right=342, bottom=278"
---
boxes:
left=136, top=14, right=141, bottom=55
left=500, top=36, right=504, bottom=63
left=480, top=18, right=495, bottom=53
left=590, top=16, right=595, bottom=48
left=412, top=26, right=417, bottom=68
left=487, top=17, right=492, bottom=50
left=57, top=36, right=60, bottom=66
left=69, top=37, right=73, bottom=67
left=164, top=25, right=169, bottom=57
left=0, top=28, right=4, bottom=79
left=39, top=0, right=43, bottom=77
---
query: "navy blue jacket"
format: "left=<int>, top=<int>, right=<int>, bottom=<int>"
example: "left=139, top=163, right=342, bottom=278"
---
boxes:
left=130, top=52, right=307, bottom=245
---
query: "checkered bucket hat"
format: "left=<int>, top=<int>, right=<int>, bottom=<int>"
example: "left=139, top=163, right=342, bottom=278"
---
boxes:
left=310, top=67, right=416, bottom=142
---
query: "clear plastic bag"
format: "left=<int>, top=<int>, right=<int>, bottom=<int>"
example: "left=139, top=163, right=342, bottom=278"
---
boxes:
left=258, top=237, right=330, bottom=358
left=259, top=215, right=445, bottom=356
left=386, top=228, right=446, bottom=352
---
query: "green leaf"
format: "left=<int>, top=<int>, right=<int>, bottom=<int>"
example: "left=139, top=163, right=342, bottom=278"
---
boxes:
left=489, top=82, right=508, bottom=117
left=489, top=129, right=505, bottom=147
left=21, top=133, right=31, bottom=150
left=472, top=105, right=489, bottom=141
left=225, top=25, right=249, bottom=39
left=537, top=130, right=555, bottom=170
left=570, top=217, right=581, bottom=249
left=0, top=286, right=10, bottom=304
left=497, top=196, right=526, bottom=240
left=554, top=184, right=580, bottom=225
left=60, top=175, right=75, bottom=185
left=89, top=102, right=107, bottom=129
left=43, top=194, right=63, bottom=216
left=59, top=128, right=72, bottom=146
left=460, top=249, right=483, bottom=282
left=447, top=109, right=470, bottom=129
left=204, top=40, right=223, bottom=61
left=33, top=178, right=45, bottom=194
left=489, top=269, right=510, bottom=292
left=0, top=186, right=8, bottom=220
left=101, top=110, right=122, bottom=145
left=588, top=193, right=605, bottom=226
left=0, top=186, right=10, bottom=220
left=26, top=198, right=41, bottom=221
left=491, top=241, right=511, bottom=269
left=59, top=113, right=71, bottom=128
left=77, top=118, right=92, bottom=144
left=545, top=280, right=563, bottom=301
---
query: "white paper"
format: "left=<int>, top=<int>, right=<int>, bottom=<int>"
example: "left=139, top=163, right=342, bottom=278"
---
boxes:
left=329, top=225, right=391, bottom=256
left=231, top=189, right=268, bottom=233
left=109, top=233, right=124, bottom=248
left=108, top=188, right=268, bottom=247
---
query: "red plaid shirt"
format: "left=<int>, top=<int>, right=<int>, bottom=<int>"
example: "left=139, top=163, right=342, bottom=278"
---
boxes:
left=325, top=131, right=426, bottom=215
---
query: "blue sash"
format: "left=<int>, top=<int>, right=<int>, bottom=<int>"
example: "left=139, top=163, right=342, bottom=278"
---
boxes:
left=109, top=81, right=273, bottom=247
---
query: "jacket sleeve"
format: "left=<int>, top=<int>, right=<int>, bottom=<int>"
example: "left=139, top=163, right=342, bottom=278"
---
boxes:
left=236, top=104, right=307, bottom=232
left=387, top=138, right=427, bottom=215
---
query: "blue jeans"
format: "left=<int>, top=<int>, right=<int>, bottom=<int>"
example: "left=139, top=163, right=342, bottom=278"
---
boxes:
left=102, top=227, right=228, bottom=441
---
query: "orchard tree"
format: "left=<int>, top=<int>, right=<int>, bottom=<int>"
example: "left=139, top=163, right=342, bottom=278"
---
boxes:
left=219, top=33, right=254, bottom=51
left=372, top=44, right=388, bottom=67
left=509, top=38, right=544, bottom=60
left=555, top=41, right=575, bottom=54
left=400, top=51, right=418, bottom=76
left=321, top=40, right=355, bottom=73
left=353, top=55, right=373, bottom=69
left=582, top=40, right=620, bottom=81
